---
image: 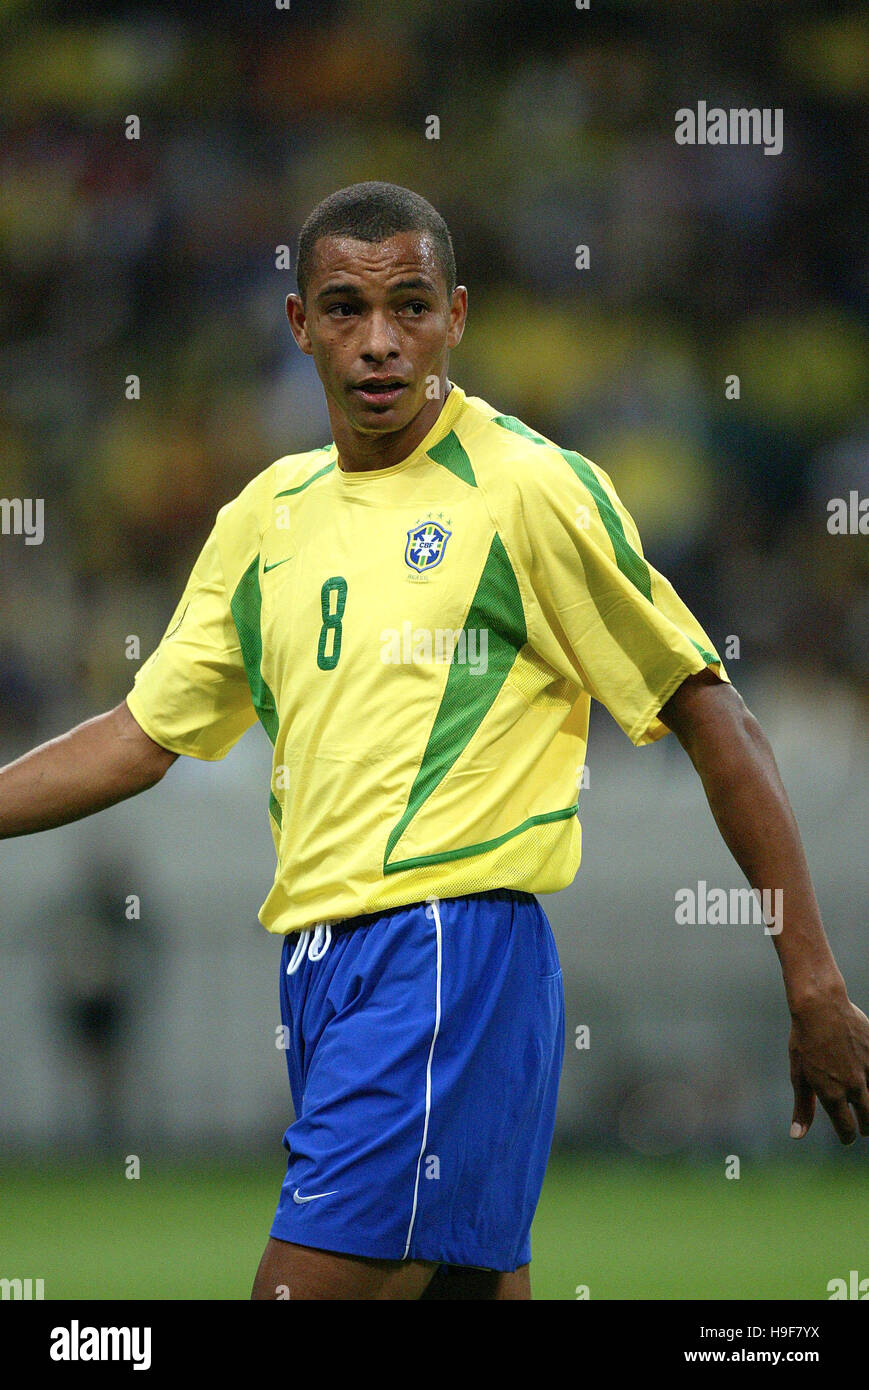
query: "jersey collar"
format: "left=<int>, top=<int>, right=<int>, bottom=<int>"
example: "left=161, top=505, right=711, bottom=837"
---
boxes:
left=331, top=382, right=466, bottom=484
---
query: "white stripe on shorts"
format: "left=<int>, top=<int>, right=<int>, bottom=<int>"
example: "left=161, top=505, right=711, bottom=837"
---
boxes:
left=402, top=897, right=443, bottom=1259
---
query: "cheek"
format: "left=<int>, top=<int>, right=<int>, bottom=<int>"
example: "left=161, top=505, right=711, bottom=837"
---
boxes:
left=409, top=321, right=448, bottom=362
left=313, top=333, right=351, bottom=372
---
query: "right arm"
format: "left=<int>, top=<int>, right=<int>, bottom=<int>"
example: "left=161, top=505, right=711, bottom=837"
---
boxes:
left=1, top=510, right=263, bottom=841
left=0, top=699, right=177, bottom=838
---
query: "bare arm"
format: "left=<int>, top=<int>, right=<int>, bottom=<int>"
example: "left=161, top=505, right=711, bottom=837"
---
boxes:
left=660, top=669, right=869, bottom=1144
left=0, top=699, right=177, bottom=838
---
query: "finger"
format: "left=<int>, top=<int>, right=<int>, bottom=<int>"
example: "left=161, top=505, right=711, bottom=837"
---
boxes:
left=818, top=1092, right=858, bottom=1146
left=845, top=1086, right=869, bottom=1137
left=790, top=1065, right=816, bottom=1139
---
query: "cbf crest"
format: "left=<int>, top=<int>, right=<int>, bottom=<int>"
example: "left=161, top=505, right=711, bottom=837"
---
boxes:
left=405, top=515, right=452, bottom=574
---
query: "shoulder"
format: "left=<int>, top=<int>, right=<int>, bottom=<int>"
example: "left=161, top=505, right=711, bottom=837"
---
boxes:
left=213, top=444, right=334, bottom=578
left=452, top=391, right=604, bottom=513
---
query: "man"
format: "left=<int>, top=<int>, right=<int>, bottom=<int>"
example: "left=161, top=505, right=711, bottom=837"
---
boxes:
left=2, top=182, right=867, bottom=1302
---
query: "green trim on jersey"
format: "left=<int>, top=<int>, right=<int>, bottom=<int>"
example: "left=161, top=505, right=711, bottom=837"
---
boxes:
left=493, top=414, right=720, bottom=667
left=385, top=803, right=578, bottom=874
left=492, top=414, right=654, bottom=601
left=274, top=457, right=336, bottom=499
left=688, top=636, right=718, bottom=665
left=230, top=555, right=282, bottom=827
left=384, top=531, right=526, bottom=872
left=427, top=430, right=477, bottom=487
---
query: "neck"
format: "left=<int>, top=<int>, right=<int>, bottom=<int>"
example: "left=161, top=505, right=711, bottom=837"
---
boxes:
left=331, top=381, right=452, bottom=473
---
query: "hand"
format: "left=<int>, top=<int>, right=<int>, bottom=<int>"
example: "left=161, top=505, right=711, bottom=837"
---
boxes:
left=789, top=990, right=869, bottom=1144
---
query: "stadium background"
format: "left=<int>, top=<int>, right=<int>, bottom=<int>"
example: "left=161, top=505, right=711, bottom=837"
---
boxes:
left=1, top=0, right=866, bottom=1299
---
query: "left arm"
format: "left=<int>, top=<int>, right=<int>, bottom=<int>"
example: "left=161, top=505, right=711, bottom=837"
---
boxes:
left=660, top=669, right=869, bottom=1145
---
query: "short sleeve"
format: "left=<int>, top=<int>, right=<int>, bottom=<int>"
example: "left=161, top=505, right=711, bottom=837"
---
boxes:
left=126, top=525, right=258, bottom=760
left=520, top=448, right=729, bottom=745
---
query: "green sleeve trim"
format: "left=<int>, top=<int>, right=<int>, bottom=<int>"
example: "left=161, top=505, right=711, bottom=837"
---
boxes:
left=274, top=457, right=336, bottom=498
left=491, top=413, right=721, bottom=665
left=492, top=413, right=653, bottom=600
left=689, top=636, right=719, bottom=666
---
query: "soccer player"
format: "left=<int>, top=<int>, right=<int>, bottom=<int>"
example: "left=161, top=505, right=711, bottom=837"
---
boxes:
left=2, top=182, right=868, bottom=1302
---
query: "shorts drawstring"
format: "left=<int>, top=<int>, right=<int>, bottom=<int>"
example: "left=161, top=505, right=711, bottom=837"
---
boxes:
left=286, top=921, right=333, bottom=976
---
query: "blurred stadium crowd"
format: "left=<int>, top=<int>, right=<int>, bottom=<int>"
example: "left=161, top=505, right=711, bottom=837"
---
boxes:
left=0, top=0, right=866, bottom=751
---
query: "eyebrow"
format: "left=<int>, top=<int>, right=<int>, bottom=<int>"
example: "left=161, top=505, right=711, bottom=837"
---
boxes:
left=316, top=276, right=438, bottom=303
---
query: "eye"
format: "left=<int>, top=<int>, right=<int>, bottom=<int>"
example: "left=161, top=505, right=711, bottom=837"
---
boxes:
left=327, top=303, right=357, bottom=317
left=401, top=301, right=429, bottom=316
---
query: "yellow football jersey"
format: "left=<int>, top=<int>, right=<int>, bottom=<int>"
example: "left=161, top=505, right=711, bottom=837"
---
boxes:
left=126, top=383, right=728, bottom=933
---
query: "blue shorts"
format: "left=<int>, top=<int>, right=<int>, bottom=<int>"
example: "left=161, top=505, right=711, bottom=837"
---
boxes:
left=269, top=889, right=565, bottom=1272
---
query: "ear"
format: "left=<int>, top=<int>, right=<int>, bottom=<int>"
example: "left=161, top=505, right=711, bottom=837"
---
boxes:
left=286, top=294, right=313, bottom=355
left=447, top=285, right=468, bottom=351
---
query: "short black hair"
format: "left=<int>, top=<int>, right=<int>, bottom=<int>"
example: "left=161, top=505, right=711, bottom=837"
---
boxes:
left=296, top=181, right=457, bottom=302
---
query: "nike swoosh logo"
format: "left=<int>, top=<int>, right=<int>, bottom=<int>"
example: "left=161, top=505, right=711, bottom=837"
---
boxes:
left=292, top=1187, right=338, bottom=1204
left=263, top=557, right=293, bottom=573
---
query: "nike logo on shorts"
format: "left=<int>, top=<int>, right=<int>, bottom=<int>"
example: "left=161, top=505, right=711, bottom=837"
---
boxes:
left=292, top=1187, right=338, bottom=1204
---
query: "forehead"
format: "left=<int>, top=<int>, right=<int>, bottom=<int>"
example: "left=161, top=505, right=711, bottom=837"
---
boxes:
left=308, top=230, right=446, bottom=293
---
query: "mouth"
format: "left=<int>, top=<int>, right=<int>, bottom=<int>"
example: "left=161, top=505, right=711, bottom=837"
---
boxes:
left=352, top=378, right=408, bottom=408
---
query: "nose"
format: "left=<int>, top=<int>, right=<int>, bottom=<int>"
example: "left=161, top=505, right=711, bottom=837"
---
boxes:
left=360, top=310, right=399, bottom=363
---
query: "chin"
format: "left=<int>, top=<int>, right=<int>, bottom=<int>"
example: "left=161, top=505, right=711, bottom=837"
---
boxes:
left=347, top=416, right=396, bottom=438
left=352, top=395, right=419, bottom=432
